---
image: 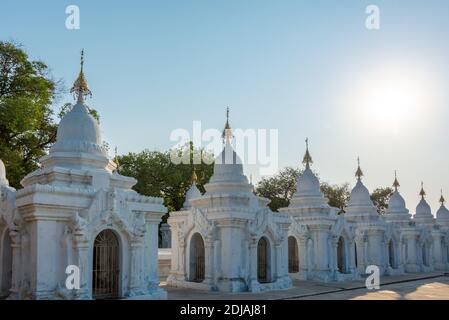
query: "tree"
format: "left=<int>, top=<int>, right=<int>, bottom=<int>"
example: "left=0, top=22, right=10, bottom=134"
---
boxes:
left=116, top=144, right=215, bottom=222
left=321, top=182, right=351, bottom=214
left=0, top=41, right=59, bottom=188
left=255, top=167, right=301, bottom=211
left=371, top=187, right=393, bottom=215
left=255, top=166, right=350, bottom=212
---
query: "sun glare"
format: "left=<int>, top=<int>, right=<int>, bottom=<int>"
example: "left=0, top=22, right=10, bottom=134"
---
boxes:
left=347, top=65, right=439, bottom=135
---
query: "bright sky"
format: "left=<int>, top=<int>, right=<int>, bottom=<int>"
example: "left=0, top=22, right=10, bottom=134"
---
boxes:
left=1, top=0, right=449, bottom=214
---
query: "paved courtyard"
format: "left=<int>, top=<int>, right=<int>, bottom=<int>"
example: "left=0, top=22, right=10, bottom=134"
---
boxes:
left=162, top=272, right=449, bottom=300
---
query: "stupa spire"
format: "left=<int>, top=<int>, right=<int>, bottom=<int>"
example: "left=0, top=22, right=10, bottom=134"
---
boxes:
left=302, top=138, right=313, bottom=169
left=70, top=49, right=92, bottom=103
left=222, top=106, right=233, bottom=142
left=440, top=189, right=445, bottom=206
left=393, top=170, right=400, bottom=192
left=419, top=182, right=426, bottom=200
left=191, top=166, right=198, bottom=185
left=355, top=157, right=364, bottom=181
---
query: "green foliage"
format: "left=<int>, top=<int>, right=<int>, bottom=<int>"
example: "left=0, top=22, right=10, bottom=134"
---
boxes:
left=255, top=166, right=351, bottom=212
left=371, top=187, right=393, bottom=214
left=255, top=167, right=301, bottom=211
left=321, top=182, right=351, bottom=214
left=0, top=41, right=58, bottom=188
left=116, top=144, right=214, bottom=222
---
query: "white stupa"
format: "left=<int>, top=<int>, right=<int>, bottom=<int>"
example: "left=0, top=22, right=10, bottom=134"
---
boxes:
left=436, top=192, right=449, bottom=227
left=413, top=183, right=435, bottom=226
left=384, top=172, right=412, bottom=225
left=11, top=51, right=167, bottom=300
left=168, top=109, right=292, bottom=292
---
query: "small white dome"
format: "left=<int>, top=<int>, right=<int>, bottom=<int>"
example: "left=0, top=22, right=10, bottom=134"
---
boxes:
left=436, top=205, right=449, bottom=220
left=0, top=159, right=8, bottom=185
left=415, top=198, right=432, bottom=216
left=209, top=141, right=248, bottom=185
left=348, top=180, right=373, bottom=207
left=388, top=191, right=406, bottom=211
left=295, top=167, right=321, bottom=197
left=50, top=103, right=105, bottom=155
left=183, top=183, right=202, bottom=209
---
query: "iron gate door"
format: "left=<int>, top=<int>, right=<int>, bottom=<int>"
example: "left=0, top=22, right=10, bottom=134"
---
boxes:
left=93, top=229, right=120, bottom=299
left=257, top=237, right=268, bottom=283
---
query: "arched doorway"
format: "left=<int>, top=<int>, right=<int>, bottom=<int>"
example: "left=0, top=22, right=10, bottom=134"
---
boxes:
left=388, top=240, right=395, bottom=268
left=0, top=231, right=12, bottom=298
left=257, top=237, right=270, bottom=283
left=288, top=236, right=299, bottom=273
left=422, top=244, right=429, bottom=267
left=189, top=233, right=205, bottom=282
left=447, top=245, right=449, bottom=263
left=92, top=229, right=120, bottom=299
left=337, top=237, right=346, bottom=273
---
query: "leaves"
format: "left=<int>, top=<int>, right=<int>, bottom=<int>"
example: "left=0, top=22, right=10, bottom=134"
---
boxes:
left=0, top=41, right=58, bottom=188
left=321, top=182, right=351, bottom=214
left=255, top=167, right=351, bottom=213
left=116, top=144, right=214, bottom=222
left=371, top=187, right=393, bottom=215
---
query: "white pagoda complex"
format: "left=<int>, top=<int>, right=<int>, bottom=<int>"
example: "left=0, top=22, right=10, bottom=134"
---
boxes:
left=167, top=111, right=292, bottom=292
left=0, top=52, right=167, bottom=300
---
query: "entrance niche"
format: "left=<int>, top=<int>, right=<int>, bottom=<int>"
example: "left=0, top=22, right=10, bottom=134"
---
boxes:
left=189, top=233, right=205, bottom=282
left=388, top=240, right=396, bottom=268
left=422, top=244, right=429, bottom=267
left=257, top=237, right=271, bottom=283
left=92, top=229, right=120, bottom=299
left=0, top=231, right=12, bottom=298
left=288, top=236, right=299, bottom=273
left=337, top=237, right=346, bottom=273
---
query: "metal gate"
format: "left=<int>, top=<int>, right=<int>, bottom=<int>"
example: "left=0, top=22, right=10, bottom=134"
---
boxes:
left=388, top=240, right=395, bottom=268
left=337, top=237, right=345, bottom=273
left=288, top=236, right=299, bottom=273
left=192, top=233, right=205, bottom=282
left=93, top=230, right=120, bottom=299
left=257, top=237, right=269, bottom=283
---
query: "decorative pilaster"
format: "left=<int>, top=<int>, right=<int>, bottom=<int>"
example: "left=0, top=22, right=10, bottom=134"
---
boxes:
left=7, top=228, right=21, bottom=300
left=204, top=237, right=214, bottom=285
left=128, top=240, right=145, bottom=297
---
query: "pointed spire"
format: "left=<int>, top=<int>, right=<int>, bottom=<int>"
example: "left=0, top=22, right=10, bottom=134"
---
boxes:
left=191, top=166, right=198, bottom=185
left=250, top=174, right=256, bottom=193
left=70, top=49, right=92, bottom=103
left=114, top=146, right=120, bottom=173
left=393, top=170, right=400, bottom=192
left=440, top=189, right=445, bottom=206
left=355, top=157, right=364, bottom=181
left=222, top=106, right=233, bottom=142
left=419, top=182, right=426, bottom=199
left=302, top=138, right=313, bottom=169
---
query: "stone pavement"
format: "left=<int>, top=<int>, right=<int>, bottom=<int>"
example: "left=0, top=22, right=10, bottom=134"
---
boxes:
left=162, top=272, right=449, bottom=300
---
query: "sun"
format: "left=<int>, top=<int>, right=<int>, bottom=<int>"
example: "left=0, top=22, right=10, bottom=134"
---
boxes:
left=362, top=76, right=421, bottom=132
left=347, top=64, right=438, bottom=135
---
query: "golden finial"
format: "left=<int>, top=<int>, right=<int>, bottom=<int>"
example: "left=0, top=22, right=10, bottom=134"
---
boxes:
left=355, top=157, right=364, bottom=180
left=191, top=167, right=198, bottom=185
left=222, top=106, right=233, bottom=141
left=70, top=49, right=92, bottom=103
left=419, top=182, right=426, bottom=199
left=393, top=170, right=400, bottom=191
left=302, top=138, right=313, bottom=168
left=440, top=189, right=445, bottom=206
